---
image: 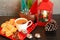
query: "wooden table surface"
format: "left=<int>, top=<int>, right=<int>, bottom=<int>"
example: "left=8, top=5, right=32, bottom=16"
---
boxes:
left=0, top=15, right=60, bottom=40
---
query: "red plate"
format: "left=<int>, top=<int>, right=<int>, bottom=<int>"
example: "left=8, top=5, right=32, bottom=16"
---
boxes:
left=0, top=23, right=37, bottom=40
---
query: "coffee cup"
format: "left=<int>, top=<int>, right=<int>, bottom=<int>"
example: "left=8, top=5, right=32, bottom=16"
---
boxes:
left=15, top=18, right=33, bottom=33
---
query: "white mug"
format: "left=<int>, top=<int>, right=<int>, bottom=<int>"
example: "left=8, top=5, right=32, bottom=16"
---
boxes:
left=15, top=18, right=33, bottom=33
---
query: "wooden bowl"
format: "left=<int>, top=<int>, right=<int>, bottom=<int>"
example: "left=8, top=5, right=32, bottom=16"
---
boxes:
left=18, top=12, right=36, bottom=22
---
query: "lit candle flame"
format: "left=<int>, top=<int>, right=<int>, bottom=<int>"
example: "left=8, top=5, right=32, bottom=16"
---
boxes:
left=42, top=10, right=47, bottom=17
